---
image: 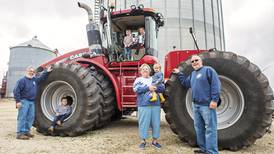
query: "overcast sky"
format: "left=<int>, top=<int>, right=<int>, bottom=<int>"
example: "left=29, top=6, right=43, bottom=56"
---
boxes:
left=0, top=0, right=273, bottom=88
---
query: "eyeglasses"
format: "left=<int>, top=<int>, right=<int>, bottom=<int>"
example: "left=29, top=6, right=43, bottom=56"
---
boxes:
left=141, top=67, right=150, bottom=71
left=191, top=59, right=199, bottom=63
left=28, top=70, right=36, bottom=73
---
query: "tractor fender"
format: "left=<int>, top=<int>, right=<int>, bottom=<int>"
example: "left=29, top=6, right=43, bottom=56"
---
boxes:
left=75, top=57, right=122, bottom=111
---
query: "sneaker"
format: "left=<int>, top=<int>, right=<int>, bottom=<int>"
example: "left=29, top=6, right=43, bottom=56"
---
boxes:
left=25, top=132, right=34, bottom=138
left=152, top=142, right=162, bottom=149
left=48, top=126, right=54, bottom=132
left=56, top=120, right=62, bottom=126
left=139, top=142, right=146, bottom=150
left=16, top=134, right=30, bottom=140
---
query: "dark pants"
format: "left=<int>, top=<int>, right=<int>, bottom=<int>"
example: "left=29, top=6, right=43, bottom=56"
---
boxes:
left=135, top=44, right=144, bottom=55
left=51, top=113, right=70, bottom=127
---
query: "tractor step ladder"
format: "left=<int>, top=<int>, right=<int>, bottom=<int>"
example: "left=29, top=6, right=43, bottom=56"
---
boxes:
left=119, top=64, right=139, bottom=116
left=121, top=76, right=137, bottom=107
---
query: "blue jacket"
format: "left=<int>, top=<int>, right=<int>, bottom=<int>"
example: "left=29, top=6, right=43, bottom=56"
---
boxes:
left=152, top=72, right=164, bottom=86
left=178, top=66, right=221, bottom=106
left=133, top=77, right=165, bottom=107
left=13, top=71, right=49, bottom=103
left=56, top=104, right=72, bottom=115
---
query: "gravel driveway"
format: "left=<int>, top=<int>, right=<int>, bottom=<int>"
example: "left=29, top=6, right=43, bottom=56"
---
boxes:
left=0, top=99, right=273, bottom=154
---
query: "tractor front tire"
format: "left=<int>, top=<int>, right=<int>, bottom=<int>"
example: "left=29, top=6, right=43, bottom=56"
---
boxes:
left=35, top=63, right=102, bottom=136
left=164, top=51, right=274, bottom=150
left=88, top=66, right=116, bottom=128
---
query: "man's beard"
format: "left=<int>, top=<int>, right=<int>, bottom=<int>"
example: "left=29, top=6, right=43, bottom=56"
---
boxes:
left=26, top=74, right=34, bottom=78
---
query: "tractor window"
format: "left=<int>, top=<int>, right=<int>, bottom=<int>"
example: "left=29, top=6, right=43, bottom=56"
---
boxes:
left=102, top=15, right=145, bottom=61
left=103, top=15, right=158, bottom=62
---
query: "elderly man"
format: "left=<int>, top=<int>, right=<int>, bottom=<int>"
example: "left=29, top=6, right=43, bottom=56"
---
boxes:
left=173, top=55, right=221, bottom=154
left=13, top=66, right=52, bottom=140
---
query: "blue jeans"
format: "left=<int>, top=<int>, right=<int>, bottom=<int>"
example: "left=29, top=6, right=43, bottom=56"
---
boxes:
left=17, top=99, right=35, bottom=135
left=138, top=106, right=161, bottom=140
left=193, top=103, right=218, bottom=154
left=51, top=113, right=70, bottom=127
left=124, top=47, right=132, bottom=60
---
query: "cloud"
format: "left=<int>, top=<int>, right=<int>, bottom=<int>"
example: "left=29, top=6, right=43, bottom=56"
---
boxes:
left=223, top=0, right=274, bottom=88
left=0, top=0, right=92, bottom=82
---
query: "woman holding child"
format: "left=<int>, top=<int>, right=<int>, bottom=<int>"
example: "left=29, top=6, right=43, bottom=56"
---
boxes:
left=133, top=63, right=165, bottom=149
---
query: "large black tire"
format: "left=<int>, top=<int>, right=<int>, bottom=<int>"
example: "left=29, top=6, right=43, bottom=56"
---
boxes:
left=35, top=63, right=102, bottom=136
left=164, top=51, right=274, bottom=150
left=88, top=66, right=116, bottom=128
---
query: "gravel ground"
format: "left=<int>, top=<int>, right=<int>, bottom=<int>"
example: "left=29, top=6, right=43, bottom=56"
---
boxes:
left=0, top=98, right=273, bottom=154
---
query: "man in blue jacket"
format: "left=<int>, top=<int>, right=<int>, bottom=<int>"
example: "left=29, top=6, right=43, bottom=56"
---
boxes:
left=13, top=65, right=52, bottom=140
left=173, top=55, right=221, bottom=154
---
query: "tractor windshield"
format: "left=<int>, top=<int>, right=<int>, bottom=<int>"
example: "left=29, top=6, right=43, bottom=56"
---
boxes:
left=103, top=15, right=159, bottom=61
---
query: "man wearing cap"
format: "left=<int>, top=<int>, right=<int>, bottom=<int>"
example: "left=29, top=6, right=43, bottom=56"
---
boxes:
left=173, top=55, right=221, bottom=154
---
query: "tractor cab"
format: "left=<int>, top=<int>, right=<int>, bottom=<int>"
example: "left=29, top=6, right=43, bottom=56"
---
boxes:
left=101, top=6, right=164, bottom=62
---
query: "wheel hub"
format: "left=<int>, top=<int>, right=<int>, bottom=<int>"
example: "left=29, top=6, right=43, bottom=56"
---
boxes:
left=40, top=81, right=77, bottom=121
left=186, top=75, right=245, bottom=130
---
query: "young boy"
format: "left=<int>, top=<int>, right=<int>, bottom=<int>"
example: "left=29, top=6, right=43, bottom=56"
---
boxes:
left=150, top=63, right=165, bottom=103
left=123, top=29, right=133, bottom=61
left=48, top=96, right=72, bottom=132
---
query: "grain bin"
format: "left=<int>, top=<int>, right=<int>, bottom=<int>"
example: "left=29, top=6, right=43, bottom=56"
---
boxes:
left=6, top=36, right=57, bottom=97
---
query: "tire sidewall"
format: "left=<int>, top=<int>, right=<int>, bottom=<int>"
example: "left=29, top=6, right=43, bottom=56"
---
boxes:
left=35, top=67, right=89, bottom=132
left=168, top=51, right=269, bottom=148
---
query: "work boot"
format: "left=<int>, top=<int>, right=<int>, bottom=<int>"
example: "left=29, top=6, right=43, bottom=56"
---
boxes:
left=194, top=149, right=206, bottom=153
left=16, top=134, right=30, bottom=140
left=150, top=92, right=158, bottom=102
left=25, top=132, right=34, bottom=138
left=159, top=93, right=165, bottom=103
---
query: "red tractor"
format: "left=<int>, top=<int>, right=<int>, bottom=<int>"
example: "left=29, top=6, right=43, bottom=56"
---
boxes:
left=35, top=1, right=273, bottom=151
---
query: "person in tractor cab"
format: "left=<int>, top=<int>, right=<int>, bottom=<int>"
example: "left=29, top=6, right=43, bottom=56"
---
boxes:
left=135, top=27, right=145, bottom=55
left=132, top=33, right=138, bottom=44
left=173, top=55, right=221, bottom=154
left=13, top=65, right=53, bottom=140
left=48, top=96, right=73, bottom=133
left=133, top=63, right=165, bottom=150
left=123, top=29, right=133, bottom=61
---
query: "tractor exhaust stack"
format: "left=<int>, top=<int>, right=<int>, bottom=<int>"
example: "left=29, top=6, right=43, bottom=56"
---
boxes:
left=78, top=2, right=102, bottom=55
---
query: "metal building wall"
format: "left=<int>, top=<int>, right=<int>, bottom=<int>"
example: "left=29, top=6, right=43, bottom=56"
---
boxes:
left=113, top=0, right=225, bottom=64
left=6, top=46, right=56, bottom=97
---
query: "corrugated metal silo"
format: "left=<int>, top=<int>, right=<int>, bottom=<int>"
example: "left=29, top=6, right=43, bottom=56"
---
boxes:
left=6, top=36, right=57, bottom=97
left=112, top=0, right=225, bottom=64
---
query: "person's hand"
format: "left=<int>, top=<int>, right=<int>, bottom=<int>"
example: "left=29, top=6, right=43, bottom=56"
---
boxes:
left=16, top=102, right=22, bottom=109
left=172, top=68, right=180, bottom=74
left=149, top=86, right=157, bottom=91
left=56, top=113, right=60, bottom=116
left=209, top=101, right=217, bottom=109
left=46, top=65, right=53, bottom=72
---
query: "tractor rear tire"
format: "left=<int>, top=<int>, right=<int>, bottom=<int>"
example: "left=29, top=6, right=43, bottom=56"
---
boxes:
left=88, top=66, right=116, bottom=128
left=163, top=51, right=274, bottom=150
left=35, top=63, right=102, bottom=136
